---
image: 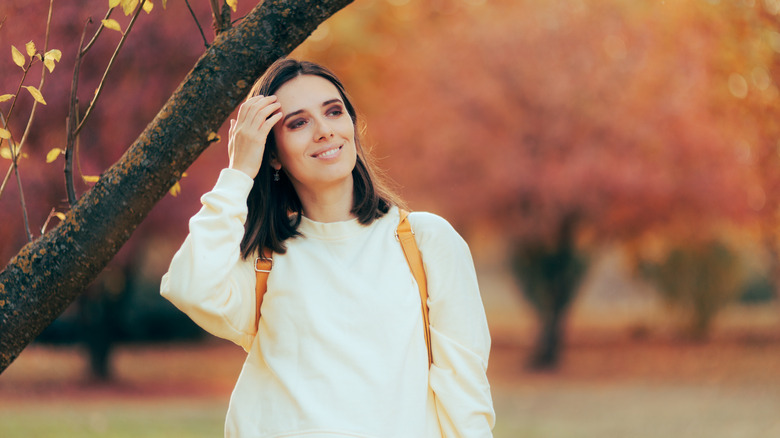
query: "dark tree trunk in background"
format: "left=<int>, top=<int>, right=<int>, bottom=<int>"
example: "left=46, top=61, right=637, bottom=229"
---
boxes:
left=0, top=0, right=353, bottom=373
left=511, top=216, right=587, bottom=370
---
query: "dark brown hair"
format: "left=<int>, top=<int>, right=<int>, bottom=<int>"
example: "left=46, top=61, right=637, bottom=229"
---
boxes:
left=240, top=58, right=403, bottom=259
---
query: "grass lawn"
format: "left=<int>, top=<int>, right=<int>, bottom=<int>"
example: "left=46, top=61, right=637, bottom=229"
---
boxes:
left=0, top=399, right=225, bottom=438
left=2, top=308, right=780, bottom=437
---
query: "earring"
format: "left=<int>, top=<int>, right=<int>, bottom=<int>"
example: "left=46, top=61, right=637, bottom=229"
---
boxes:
left=274, top=169, right=280, bottom=182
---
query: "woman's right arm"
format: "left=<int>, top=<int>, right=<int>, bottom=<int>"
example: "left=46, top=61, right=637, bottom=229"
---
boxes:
left=161, top=168, right=258, bottom=350
left=160, top=95, right=283, bottom=351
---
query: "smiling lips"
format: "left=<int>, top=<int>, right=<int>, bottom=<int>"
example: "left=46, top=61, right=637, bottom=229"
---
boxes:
left=313, top=145, right=343, bottom=159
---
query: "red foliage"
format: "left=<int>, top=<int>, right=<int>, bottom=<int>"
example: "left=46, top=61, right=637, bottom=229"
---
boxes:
left=299, top=0, right=775, bottom=248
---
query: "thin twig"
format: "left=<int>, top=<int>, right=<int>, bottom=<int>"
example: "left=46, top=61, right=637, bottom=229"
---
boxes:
left=16, top=0, right=54, bottom=160
left=0, top=58, right=32, bottom=201
left=0, top=164, right=11, bottom=197
left=74, top=0, right=147, bottom=135
left=0, top=113, right=32, bottom=242
left=64, top=18, right=91, bottom=206
left=14, top=155, right=32, bottom=242
left=209, top=0, right=223, bottom=33
left=40, top=207, right=61, bottom=234
left=81, top=7, right=113, bottom=55
left=0, top=58, right=33, bottom=150
left=184, top=0, right=209, bottom=48
left=0, top=113, right=14, bottom=197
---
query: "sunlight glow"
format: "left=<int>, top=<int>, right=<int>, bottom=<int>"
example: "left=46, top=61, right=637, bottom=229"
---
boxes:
left=728, top=73, right=749, bottom=98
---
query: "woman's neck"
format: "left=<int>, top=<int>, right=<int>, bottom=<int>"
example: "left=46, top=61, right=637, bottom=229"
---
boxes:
left=294, top=178, right=355, bottom=223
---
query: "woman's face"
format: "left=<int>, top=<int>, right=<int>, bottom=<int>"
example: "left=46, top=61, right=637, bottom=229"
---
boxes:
left=270, top=74, right=357, bottom=196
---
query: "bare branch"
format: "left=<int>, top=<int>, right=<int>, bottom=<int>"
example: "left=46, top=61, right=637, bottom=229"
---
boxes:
left=0, top=59, right=33, bottom=150
left=81, top=8, right=113, bottom=56
left=185, top=0, right=209, bottom=48
left=16, top=0, right=55, bottom=162
left=0, top=113, right=32, bottom=242
left=74, top=0, right=147, bottom=136
left=64, top=18, right=91, bottom=206
left=13, top=156, right=32, bottom=242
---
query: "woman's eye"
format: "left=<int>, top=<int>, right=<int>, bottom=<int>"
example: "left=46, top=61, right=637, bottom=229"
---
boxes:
left=288, top=119, right=307, bottom=129
left=327, top=107, right=343, bottom=117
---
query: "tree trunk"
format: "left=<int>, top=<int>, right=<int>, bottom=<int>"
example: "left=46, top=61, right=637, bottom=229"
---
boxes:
left=510, top=216, right=587, bottom=371
left=527, top=304, right=567, bottom=370
left=0, top=0, right=353, bottom=373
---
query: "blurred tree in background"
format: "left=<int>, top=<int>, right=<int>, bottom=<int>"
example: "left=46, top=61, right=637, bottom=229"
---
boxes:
left=639, top=240, right=744, bottom=340
left=294, top=0, right=780, bottom=368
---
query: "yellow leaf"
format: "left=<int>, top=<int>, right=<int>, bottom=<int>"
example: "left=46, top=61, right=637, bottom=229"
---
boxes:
left=0, top=128, right=11, bottom=140
left=0, top=94, right=14, bottom=102
left=0, top=147, right=11, bottom=159
left=142, top=0, right=153, bottom=13
left=182, top=172, right=188, bottom=177
left=22, top=86, right=46, bottom=105
left=169, top=181, right=181, bottom=197
left=226, top=0, right=238, bottom=12
left=43, top=59, right=55, bottom=73
left=161, top=0, right=167, bottom=8
left=109, top=0, right=121, bottom=8
left=83, top=175, right=100, bottom=183
left=25, top=41, right=36, bottom=58
left=207, top=132, right=220, bottom=142
left=121, top=0, right=138, bottom=15
left=44, top=49, right=62, bottom=62
left=54, top=212, right=66, bottom=221
left=46, top=148, right=63, bottom=163
left=101, top=19, right=122, bottom=32
left=11, top=45, right=25, bottom=68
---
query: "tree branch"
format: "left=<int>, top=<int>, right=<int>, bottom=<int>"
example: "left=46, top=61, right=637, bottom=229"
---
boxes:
left=0, top=0, right=353, bottom=373
left=81, top=8, right=113, bottom=56
left=75, top=1, right=147, bottom=136
left=64, top=18, right=91, bottom=206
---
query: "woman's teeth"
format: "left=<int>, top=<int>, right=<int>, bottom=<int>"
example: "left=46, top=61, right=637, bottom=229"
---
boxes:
left=316, top=146, right=340, bottom=158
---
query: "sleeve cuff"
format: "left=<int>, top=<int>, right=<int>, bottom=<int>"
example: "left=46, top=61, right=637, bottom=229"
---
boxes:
left=214, top=168, right=255, bottom=200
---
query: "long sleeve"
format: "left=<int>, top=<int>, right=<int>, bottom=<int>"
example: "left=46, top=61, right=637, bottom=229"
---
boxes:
left=410, top=212, right=496, bottom=437
left=160, top=168, right=258, bottom=351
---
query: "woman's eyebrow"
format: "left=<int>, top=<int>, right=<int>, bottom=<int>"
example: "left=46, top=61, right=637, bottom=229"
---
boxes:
left=282, top=98, right=344, bottom=123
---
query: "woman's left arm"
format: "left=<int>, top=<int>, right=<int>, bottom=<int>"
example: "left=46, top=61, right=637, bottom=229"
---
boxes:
left=410, top=212, right=496, bottom=437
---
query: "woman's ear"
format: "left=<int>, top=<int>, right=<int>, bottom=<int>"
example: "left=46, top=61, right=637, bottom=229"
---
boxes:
left=270, top=155, right=282, bottom=171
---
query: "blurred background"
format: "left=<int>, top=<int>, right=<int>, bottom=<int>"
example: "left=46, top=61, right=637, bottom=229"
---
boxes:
left=1, top=0, right=779, bottom=436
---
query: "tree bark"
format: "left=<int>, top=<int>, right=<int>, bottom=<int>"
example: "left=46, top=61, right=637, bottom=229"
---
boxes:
left=0, top=0, right=353, bottom=373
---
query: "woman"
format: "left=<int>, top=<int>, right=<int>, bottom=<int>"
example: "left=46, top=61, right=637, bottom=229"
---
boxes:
left=161, top=58, right=494, bottom=437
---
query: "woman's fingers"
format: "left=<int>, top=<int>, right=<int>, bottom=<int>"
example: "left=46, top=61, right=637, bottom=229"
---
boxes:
left=237, top=95, right=277, bottom=126
left=227, top=95, right=283, bottom=178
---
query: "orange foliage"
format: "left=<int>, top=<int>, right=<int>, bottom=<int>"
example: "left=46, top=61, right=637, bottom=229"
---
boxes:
left=298, top=0, right=778, bottom=248
left=3, top=0, right=780, bottom=264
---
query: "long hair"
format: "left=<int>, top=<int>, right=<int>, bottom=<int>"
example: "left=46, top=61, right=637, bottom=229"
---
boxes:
left=240, top=58, right=403, bottom=259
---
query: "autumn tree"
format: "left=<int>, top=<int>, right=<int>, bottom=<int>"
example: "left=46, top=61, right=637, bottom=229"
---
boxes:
left=0, top=0, right=353, bottom=373
left=298, top=0, right=769, bottom=368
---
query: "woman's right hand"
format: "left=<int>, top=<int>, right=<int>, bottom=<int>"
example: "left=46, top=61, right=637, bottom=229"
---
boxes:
left=228, top=95, right=284, bottom=179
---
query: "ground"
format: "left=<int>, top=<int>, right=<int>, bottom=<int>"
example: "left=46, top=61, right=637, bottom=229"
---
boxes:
left=1, top=308, right=779, bottom=438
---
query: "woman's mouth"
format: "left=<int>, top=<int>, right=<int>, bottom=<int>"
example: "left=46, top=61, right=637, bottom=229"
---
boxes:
left=313, top=145, right=342, bottom=159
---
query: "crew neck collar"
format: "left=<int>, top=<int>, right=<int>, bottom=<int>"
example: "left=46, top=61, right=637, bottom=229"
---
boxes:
left=298, top=214, right=364, bottom=240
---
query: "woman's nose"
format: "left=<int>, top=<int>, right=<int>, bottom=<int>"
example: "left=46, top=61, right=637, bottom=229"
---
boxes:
left=313, top=118, right=335, bottom=140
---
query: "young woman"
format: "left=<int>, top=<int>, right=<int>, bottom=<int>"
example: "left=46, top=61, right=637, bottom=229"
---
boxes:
left=161, top=59, right=494, bottom=437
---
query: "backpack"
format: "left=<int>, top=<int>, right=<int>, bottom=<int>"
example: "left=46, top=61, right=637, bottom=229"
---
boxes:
left=253, top=209, right=432, bottom=367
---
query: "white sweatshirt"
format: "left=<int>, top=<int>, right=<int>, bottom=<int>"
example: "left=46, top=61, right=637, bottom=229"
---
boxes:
left=161, top=168, right=495, bottom=438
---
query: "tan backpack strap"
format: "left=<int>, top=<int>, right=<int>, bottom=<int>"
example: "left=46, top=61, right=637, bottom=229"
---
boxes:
left=397, top=209, right=433, bottom=368
left=254, top=248, right=273, bottom=331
